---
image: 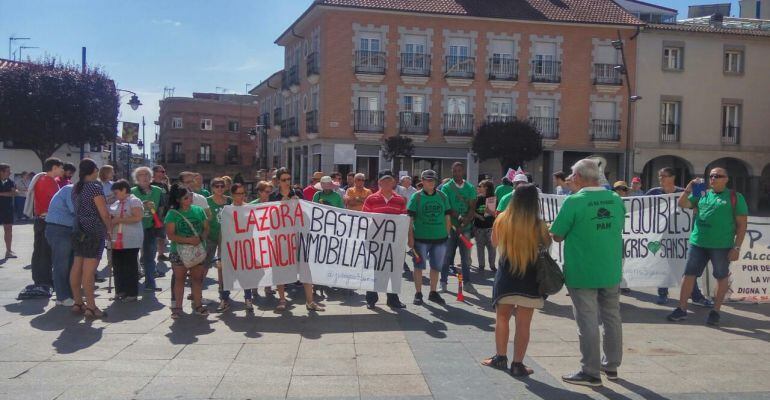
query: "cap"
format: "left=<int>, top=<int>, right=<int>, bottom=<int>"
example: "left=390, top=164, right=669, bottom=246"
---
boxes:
left=378, top=170, right=395, bottom=181
left=312, top=171, right=324, bottom=181
left=421, top=170, right=438, bottom=181
left=314, top=176, right=336, bottom=190
left=399, top=175, right=412, bottom=183
left=512, top=174, right=528, bottom=183
left=631, top=177, right=641, bottom=184
left=613, top=181, right=629, bottom=191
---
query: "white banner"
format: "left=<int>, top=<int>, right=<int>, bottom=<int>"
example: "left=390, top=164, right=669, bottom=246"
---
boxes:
left=219, top=200, right=409, bottom=294
left=728, top=218, right=770, bottom=303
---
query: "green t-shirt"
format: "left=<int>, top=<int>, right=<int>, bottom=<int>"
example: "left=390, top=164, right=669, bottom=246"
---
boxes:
left=494, top=184, right=513, bottom=200
left=196, top=189, right=211, bottom=197
left=206, top=195, right=232, bottom=242
left=130, top=185, right=164, bottom=229
left=497, top=191, right=514, bottom=213
left=313, top=190, right=344, bottom=208
left=407, top=190, right=451, bottom=242
left=550, top=188, right=626, bottom=289
left=688, top=189, right=748, bottom=249
left=440, top=180, right=477, bottom=232
left=164, top=205, right=207, bottom=253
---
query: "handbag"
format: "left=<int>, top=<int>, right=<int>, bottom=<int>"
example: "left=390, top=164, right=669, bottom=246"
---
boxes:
left=535, top=245, right=564, bottom=296
left=171, top=209, right=207, bottom=268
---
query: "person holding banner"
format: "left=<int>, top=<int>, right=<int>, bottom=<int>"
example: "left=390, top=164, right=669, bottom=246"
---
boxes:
left=165, top=184, right=210, bottom=318
left=206, top=178, right=234, bottom=312
left=483, top=183, right=550, bottom=376
left=441, top=162, right=477, bottom=289
left=550, top=159, right=625, bottom=387
left=229, top=183, right=262, bottom=311
left=131, top=167, right=165, bottom=292
left=407, top=169, right=451, bottom=306
left=668, top=168, right=748, bottom=326
left=109, top=180, right=144, bottom=302
left=364, top=170, right=408, bottom=309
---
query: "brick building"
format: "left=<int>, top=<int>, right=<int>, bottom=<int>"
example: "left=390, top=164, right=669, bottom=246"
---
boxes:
left=252, top=0, right=641, bottom=188
left=157, top=93, right=260, bottom=183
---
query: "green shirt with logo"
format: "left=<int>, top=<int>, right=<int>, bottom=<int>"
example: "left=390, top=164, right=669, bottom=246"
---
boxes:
left=497, top=191, right=514, bottom=213
left=164, top=205, right=207, bottom=253
left=407, top=190, right=451, bottom=242
left=440, top=180, right=476, bottom=232
left=206, top=195, right=232, bottom=242
left=313, top=190, right=344, bottom=208
left=688, top=189, right=748, bottom=249
left=494, top=184, right=513, bottom=201
left=130, top=185, right=164, bottom=229
left=550, top=188, right=626, bottom=289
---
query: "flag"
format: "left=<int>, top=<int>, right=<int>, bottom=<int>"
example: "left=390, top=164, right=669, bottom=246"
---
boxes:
left=122, top=122, right=139, bottom=144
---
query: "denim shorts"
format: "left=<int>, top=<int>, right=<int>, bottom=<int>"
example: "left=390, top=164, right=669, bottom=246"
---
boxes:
left=413, top=240, right=447, bottom=271
left=684, top=245, right=731, bottom=280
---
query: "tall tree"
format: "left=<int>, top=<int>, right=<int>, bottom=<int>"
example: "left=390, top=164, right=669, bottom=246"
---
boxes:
left=0, top=59, right=119, bottom=167
left=381, top=135, right=415, bottom=172
left=471, top=119, right=543, bottom=174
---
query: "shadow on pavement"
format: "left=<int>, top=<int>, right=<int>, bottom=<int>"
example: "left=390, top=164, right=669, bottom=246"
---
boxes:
left=608, top=379, right=672, bottom=400
left=4, top=299, right=48, bottom=316
left=166, top=315, right=215, bottom=345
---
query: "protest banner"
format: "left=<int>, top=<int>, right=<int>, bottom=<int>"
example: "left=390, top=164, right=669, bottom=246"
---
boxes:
left=727, top=218, right=770, bottom=303
left=219, top=199, right=409, bottom=294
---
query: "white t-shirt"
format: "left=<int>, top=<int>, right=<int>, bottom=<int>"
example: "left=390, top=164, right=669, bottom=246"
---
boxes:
left=192, top=192, right=210, bottom=210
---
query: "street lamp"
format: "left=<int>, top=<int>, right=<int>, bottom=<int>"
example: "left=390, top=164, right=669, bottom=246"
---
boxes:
left=117, top=89, right=142, bottom=110
left=611, top=32, right=641, bottom=180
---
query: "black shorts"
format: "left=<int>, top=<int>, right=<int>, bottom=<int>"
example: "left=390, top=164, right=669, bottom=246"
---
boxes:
left=0, top=208, right=13, bottom=225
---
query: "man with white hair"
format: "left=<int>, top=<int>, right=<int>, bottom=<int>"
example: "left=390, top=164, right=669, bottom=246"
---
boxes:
left=550, top=159, right=626, bottom=387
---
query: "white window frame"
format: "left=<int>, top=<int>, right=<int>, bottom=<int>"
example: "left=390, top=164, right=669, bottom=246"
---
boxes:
left=403, top=95, right=425, bottom=113
left=663, top=47, right=682, bottom=70
left=200, top=118, right=213, bottom=131
left=227, top=120, right=239, bottom=132
left=724, top=50, right=742, bottom=73
left=172, top=117, right=183, bottom=129
left=722, top=104, right=741, bottom=132
left=489, top=98, right=512, bottom=117
left=199, top=144, right=211, bottom=161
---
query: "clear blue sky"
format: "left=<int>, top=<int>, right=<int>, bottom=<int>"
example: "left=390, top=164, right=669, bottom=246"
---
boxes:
left=0, top=0, right=740, bottom=148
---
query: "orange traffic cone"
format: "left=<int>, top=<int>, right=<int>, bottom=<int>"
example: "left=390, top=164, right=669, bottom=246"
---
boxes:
left=457, top=273, right=465, bottom=302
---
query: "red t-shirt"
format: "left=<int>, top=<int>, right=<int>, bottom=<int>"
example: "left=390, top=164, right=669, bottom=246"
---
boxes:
left=34, top=175, right=59, bottom=216
left=303, top=185, right=318, bottom=203
left=362, top=191, right=406, bottom=215
left=55, top=176, right=71, bottom=189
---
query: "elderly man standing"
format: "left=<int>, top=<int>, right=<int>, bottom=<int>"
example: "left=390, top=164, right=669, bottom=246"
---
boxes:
left=550, top=159, right=626, bottom=387
left=344, top=173, right=372, bottom=212
left=668, top=167, right=748, bottom=326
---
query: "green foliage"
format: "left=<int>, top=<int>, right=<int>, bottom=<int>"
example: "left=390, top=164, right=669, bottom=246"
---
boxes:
left=471, top=119, right=543, bottom=173
left=381, top=135, right=415, bottom=161
left=0, top=58, right=119, bottom=166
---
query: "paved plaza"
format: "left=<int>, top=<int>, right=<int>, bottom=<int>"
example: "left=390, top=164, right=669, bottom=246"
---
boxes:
left=0, top=223, right=768, bottom=400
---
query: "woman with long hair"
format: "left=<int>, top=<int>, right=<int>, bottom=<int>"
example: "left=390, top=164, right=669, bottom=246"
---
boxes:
left=165, top=183, right=210, bottom=319
left=70, top=158, right=112, bottom=319
left=482, top=183, right=551, bottom=377
left=473, top=179, right=497, bottom=272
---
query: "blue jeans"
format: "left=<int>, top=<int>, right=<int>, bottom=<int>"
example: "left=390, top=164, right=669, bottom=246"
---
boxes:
left=413, top=240, right=447, bottom=271
left=658, top=282, right=705, bottom=300
left=14, top=197, right=25, bottom=220
left=442, top=229, right=471, bottom=284
left=141, top=228, right=158, bottom=289
left=44, top=223, right=74, bottom=301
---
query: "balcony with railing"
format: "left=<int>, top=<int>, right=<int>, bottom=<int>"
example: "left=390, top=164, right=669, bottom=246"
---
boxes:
left=660, top=123, right=679, bottom=143
left=721, top=126, right=740, bottom=144
left=197, top=153, right=215, bottom=164
left=168, top=153, right=186, bottom=164
left=591, top=119, right=621, bottom=141
left=281, top=117, right=298, bottom=138
left=445, top=56, right=475, bottom=79
left=226, top=154, right=241, bottom=165
left=399, top=112, right=429, bottom=135
left=306, top=52, right=320, bottom=78
left=354, top=110, right=385, bottom=133
left=443, top=113, right=474, bottom=136
left=306, top=110, right=319, bottom=133
left=355, top=50, right=386, bottom=75
left=400, top=53, right=431, bottom=76
left=487, top=115, right=516, bottom=124
left=593, top=63, right=622, bottom=85
left=530, top=60, right=562, bottom=83
left=488, top=58, right=518, bottom=81
left=287, top=65, right=300, bottom=87
left=529, top=117, right=559, bottom=139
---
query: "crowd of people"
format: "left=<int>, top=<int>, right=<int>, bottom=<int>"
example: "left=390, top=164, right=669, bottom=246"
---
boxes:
left=0, top=156, right=749, bottom=387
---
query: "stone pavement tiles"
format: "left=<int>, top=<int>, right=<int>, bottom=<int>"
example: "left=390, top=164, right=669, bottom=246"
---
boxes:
left=0, top=223, right=769, bottom=399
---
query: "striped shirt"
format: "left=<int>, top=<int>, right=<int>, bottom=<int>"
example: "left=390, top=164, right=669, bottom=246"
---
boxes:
left=362, top=191, right=406, bottom=215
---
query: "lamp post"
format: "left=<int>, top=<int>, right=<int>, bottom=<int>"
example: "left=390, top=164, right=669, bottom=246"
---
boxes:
left=611, top=32, right=642, bottom=181
left=114, top=90, right=142, bottom=171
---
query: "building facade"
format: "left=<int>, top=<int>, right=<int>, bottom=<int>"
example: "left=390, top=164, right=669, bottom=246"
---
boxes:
left=157, top=93, right=260, bottom=183
left=632, top=17, right=770, bottom=213
left=254, top=0, right=641, bottom=189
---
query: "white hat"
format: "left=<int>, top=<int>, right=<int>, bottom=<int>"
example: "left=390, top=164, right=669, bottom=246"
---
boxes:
left=513, top=174, right=528, bottom=183
left=314, top=176, right=336, bottom=190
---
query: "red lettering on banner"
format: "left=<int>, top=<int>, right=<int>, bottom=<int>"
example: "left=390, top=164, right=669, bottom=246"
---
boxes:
left=258, top=236, right=271, bottom=268
left=231, top=203, right=306, bottom=236
left=226, top=241, right=240, bottom=270
left=233, top=211, right=246, bottom=234
left=294, top=202, right=305, bottom=226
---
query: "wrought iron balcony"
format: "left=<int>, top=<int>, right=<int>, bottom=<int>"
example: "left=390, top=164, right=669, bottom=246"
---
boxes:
left=486, top=115, right=516, bottom=124
left=445, top=55, right=475, bottom=79
left=593, top=63, right=622, bottom=85
left=721, top=126, right=740, bottom=144
left=660, top=123, right=679, bottom=143
left=529, top=117, right=559, bottom=139
left=306, top=52, right=320, bottom=77
left=488, top=58, right=518, bottom=81
left=306, top=110, right=319, bottom=133
left=197, top=153, right=214, bottom=164
left=399, top=112, right=429, bottom=134
left=287, top=65, right=300, bottom=87
left=355, top=50, right=386, bottom=75
left=354, top=110, right=385, bottom=133
left=530, top=60, right=562, bottom=83
left=400, top=53, right=431, bottom=76
left=168, top=153, right=186, bottom=164
left=443, top=113, right=474, bottom=136
left=591, top=119, right=621, bottom=141
left=281, top=117, right=298, bottom=138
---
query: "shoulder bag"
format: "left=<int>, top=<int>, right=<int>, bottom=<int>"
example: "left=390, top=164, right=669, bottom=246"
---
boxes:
left=171, top=209, right=207, bottom=268
left=535, top=245, right=564, bottom=296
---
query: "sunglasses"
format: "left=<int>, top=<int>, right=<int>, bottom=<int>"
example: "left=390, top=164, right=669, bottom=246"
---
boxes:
left=212, top=184, right=225, bottom=188
left=709, top=174, right=727, bottom=179
left=232, top=191, right=245, bottom=195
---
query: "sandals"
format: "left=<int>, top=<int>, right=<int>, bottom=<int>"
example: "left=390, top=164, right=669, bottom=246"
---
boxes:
left=84, top=307, right=106, bottom=319
left=194, top=305, right=209, bottom=316
left=481, top=355, right=508, bottom=370
left=71, top=303, right=86, bottom=315
left=510, top=362, right=534, bottom=377
left=275, top=299, right=287, bottom=312
left=170, top=307, right=182, bottom=319
left=306, top=302, right=325, bottom=312
left=216, top=300, right=231, bottom=313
